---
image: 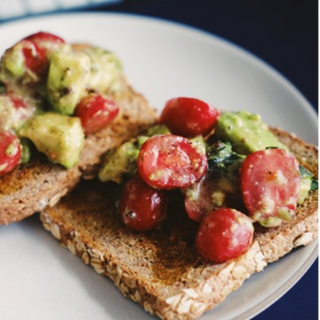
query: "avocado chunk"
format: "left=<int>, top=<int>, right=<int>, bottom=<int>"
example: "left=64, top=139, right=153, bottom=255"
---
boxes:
left=79, top=46, right=123, bottom=93
left=19, top=138, right=34, bottom=164
left=98, top=140, right=140, bottom=184
left=19, top=112, right=84, bottom=168
left=215, top=111, right=285, bottom=155
left=47, top=51, right=90, bottom=115
left=145, top=124, right=171, bottom=136
left=0, top=43, right=25, bottom=79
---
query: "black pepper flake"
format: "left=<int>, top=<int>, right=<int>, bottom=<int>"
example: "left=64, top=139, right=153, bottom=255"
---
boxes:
left=59, top=87, right=70, bottom=97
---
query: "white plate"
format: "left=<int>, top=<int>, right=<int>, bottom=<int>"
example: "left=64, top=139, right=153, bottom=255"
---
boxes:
left=0, top=13, right=317, bottom=320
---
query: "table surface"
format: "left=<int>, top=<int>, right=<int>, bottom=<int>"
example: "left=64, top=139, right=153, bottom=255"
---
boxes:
left=1, top=1, right=318, bottom=319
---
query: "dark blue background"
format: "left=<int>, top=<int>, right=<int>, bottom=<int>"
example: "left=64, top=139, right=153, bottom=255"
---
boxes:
left=94, top=0, right=318, bottom=110
left=88, top=1, right=318, bottom=319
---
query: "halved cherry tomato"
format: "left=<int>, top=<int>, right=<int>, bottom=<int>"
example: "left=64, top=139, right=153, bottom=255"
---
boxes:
left=184, top=176, right=213, bottom=222
left=119, top=175, right=167, bottom=231
left=159, top=97, right=220, bottom=137
left=184, top=175, right=245, bottom=223
left=0, top=131, right=21, bottom=176
left=241, top=148, right=300, bottom=227
left=20, top=40, right=47, bottom=76
left=137, top=134, right=207, bottom=190
left=75, top=93, right=119, bottom=134
left=24, top=32, right=66, bottom=54
left=1, top=40, right=47, bottom=85
left=196, top=208, right=254, bottom=263
left=24, top=32, right=65, bottom=46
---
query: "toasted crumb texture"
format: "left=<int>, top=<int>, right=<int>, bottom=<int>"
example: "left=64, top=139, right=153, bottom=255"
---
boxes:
left=0, top=76, right=158, bottom=225
left=41, top=181, right=266, bottom=320
left=40, top=128, right=318, bottom=319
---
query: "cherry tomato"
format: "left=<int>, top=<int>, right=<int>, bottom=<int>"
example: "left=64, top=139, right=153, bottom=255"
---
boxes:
left=184, top=175, right=246, bottom=223
left=20, top=40, right=47, bottom=76
left=0, top=131, right=21, bottom=176
left=241, top=148, right=300, bottom=228
left=24, top=32, right=65, bottom=53
left=119, top=175, right=167, bottom=231
left=196, top=208, right=254, bottom=263
left=137, top=134, right=207, bottom=190
left=159, top=97, right=220, bottom=137
left=184, top=178, right=210, bottom=222
left=3, top=40, right=46, bottom=77
left=25, top=32, right=65, bottom=45
left=75, top=93, right=119, bottom=134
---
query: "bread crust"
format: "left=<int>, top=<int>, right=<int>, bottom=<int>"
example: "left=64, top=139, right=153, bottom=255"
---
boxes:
left=0, top=77, right=158, bottom=225
left=40, top=127, right=318, bottom=319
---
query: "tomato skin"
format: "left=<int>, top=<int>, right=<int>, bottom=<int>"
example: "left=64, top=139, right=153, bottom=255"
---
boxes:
left=137, top=134, right=207, bottom=190
left=75, top=94, right=119, bottom=134
left=119, top=175, right=167, bottom=231
left=241, top=148, right=300, bottom=227
left=184, top=176, right=213, bottom=222
left=19, top=40, right=47, bottom=76
left=24, top=32, right=66, bottom=55
left=196, top=208, right=254, bottom=263
left=3, top=32, right=65, bottom=81
left=24, top=32, right=65, bottom=46
left=0, top=131, right=21, bottom=176
left=159, top=97, right=220, bottom=137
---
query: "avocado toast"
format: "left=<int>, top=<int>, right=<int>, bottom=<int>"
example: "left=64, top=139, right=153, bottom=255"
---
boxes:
left=0, top=33, right=157, bottom=225
left=40, top=106, right=318, bottom=320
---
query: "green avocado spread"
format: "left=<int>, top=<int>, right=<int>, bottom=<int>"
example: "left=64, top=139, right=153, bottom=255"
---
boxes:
left=215, top=111, right=285, bottom=155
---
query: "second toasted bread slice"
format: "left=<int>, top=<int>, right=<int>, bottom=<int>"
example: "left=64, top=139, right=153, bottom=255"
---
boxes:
left=40, top=128, right=318, bottom=320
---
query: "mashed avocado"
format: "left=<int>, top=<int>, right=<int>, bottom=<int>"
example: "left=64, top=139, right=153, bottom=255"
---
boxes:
left=215, top=111, right=285, bottom=155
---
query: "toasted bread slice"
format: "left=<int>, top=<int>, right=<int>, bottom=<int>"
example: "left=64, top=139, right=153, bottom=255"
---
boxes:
left=0, top=76, right=157, bottom=225
left=40, top=128, right=318, bottom=319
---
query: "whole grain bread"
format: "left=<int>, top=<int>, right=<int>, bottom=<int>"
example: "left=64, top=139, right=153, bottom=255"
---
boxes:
left=0, top=76, right=158, bottom=225
left=40, top=128, right=318, bottom=320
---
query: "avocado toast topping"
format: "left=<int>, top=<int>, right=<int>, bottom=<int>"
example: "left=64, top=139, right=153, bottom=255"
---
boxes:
left=0, top=32, right=158, bottom=224
left=41, top=97, right=318, bottom=319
